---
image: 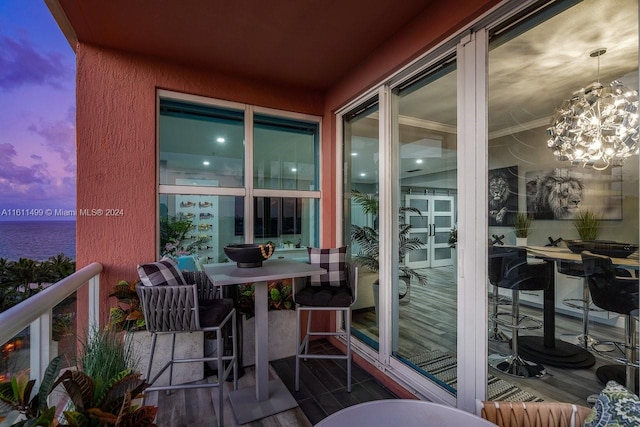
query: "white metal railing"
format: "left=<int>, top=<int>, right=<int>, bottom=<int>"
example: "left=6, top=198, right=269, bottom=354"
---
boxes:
left=0, top=262, right=103, bottom=383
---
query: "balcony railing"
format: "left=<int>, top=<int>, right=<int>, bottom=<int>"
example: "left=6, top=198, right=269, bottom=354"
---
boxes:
left=0, top=262, right=103, bottom=385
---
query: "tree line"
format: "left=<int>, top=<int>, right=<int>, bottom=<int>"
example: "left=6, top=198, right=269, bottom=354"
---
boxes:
left=0, top=254, right=76, bottom=312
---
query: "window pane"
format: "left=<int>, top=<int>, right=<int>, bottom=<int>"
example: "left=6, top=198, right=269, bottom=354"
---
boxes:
left=393, top=59, right=458, bottom=394
left=159, top=194, right=242, bottom=265
left=252, top=197, right=318, bottom=258
left=253, top=114, right=318, bottom=190
left=159, top=100, right=244, bottom=188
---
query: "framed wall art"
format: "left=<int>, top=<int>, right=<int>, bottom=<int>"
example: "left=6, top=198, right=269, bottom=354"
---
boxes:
left=525, top=167, right=622, bottom=220
left=488, top=166, right=518, bottom=226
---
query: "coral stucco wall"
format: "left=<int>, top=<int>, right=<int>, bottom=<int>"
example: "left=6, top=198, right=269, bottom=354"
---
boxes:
left=75, top=45, right=324, bottom=324
left=75, top=0, right=498, bottom=328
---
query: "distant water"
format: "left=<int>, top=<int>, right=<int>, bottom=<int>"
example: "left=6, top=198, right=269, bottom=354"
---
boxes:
left=0, top=221, right=76, bottom=261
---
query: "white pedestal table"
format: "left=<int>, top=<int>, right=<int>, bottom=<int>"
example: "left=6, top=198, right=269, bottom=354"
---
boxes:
left=203, top=259, right=325, bottom=424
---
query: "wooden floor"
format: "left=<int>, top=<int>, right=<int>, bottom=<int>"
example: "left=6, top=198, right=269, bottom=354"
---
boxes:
left=352, top=265, right=629, bottom=406
left=146, top=340, right=397, bottom=426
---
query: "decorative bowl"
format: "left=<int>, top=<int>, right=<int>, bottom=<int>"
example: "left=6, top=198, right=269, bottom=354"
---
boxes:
left=223, top=243, right=275, bottom=268
left=564, top=240, right=638, bottom=258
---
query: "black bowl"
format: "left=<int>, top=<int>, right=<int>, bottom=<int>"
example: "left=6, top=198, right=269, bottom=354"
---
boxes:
left=223, top=244, right=275, bottom=268
left=564, top=240, right=638, bottom=258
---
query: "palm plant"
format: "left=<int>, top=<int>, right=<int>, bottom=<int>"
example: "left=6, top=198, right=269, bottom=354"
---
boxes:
left=350, top=189, right=427, bottom=286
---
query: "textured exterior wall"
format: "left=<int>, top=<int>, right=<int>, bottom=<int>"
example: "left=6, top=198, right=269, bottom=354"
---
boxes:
left=75, top=45, right=324, bottom=325
left=75, top=0, right=498, bottom=327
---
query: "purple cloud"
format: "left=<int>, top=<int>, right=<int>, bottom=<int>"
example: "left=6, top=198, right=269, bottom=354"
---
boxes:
left=0, top=143, right=51, bottom=188
left=28, top=108, right=76, bottom=172
left=0, top=36, right=70, bottom=90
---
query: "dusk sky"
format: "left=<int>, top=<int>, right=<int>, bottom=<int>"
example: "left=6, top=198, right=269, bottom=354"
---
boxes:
left=0, top=1, right=75, bottom=221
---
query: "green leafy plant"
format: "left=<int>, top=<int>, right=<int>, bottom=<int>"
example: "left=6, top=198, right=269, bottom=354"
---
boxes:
left=573, top=209, right=601, bottom=240
left=237, top=279, right=294, bottom=319
left=350, top=189, right=428, bottom=285
left=108, top=280, right=145, bottom=332
left=0, top=356, right=62, bottom=426
left=448, top=227, right=457, bottom=248
left=512, top=212, right=533, bottom=238
left=160, top=216, right=209, bottom=257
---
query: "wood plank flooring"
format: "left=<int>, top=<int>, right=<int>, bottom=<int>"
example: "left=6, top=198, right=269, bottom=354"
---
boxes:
left=351, top=265, right=630, bottom=406
left=146, top=340, right=397, bottom=426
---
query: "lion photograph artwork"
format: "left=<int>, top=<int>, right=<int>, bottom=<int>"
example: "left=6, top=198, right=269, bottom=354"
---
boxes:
left=488, top=166, right=518, bottom=226
left=525, top=167, right=622, bottom=220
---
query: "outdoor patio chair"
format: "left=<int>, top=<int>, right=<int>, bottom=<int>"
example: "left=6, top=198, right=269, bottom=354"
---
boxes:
left=136, top=258, right=237, bottom=427
left=478, top=400, right=591, bottom=427
left=293, top=247, right=357, bottom=392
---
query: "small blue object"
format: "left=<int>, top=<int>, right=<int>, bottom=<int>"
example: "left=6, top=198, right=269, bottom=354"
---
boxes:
left=177, top=255, right=200, bottom=272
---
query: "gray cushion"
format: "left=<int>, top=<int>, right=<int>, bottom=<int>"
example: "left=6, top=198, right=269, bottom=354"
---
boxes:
left=137, top=256, right=188, bottom=287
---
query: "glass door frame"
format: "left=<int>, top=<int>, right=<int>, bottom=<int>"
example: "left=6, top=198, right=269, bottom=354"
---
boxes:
left=335, top=0, right=561, bottom=411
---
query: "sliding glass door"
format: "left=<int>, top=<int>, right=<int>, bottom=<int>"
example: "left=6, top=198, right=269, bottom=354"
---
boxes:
left=390, top=59, right=459, bottom=394
left=486, top=0, right=639, bottom=404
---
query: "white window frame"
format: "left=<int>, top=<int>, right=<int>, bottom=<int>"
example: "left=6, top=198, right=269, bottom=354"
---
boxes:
left=156, top=89, right=322, bottom=248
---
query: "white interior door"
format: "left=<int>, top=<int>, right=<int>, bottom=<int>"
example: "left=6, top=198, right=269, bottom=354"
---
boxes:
left=404, top=194, right=455, bottom=268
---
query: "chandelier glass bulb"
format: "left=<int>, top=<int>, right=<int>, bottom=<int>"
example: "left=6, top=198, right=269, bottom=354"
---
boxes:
left=547, top=50, right=639, bottom=170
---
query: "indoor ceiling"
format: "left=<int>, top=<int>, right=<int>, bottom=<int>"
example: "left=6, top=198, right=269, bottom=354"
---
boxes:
left=351, top=0, right=639, bottom=184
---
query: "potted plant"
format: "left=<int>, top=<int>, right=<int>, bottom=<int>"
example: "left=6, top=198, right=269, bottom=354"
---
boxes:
left=108, top=280, right=146, bottom=332
left=0, top=329, right=158, bottom=427
left=235, top=279, right=296, bottom=366
left=513, top=212, right=533, bottom=246
left=160, top=215, right=210, bottom=258
left=109, top=279, right=203, bottom=386
left=449, top=226, right=458, bottom=271
left=350, top=190, right=428, bottom=321
left=573, top=209, right=601, bottom=241
left=351, top=189, right=428, bottom=286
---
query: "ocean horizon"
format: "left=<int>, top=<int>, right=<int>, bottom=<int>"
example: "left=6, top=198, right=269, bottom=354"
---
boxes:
left=0, top=220, right=76, bottom=261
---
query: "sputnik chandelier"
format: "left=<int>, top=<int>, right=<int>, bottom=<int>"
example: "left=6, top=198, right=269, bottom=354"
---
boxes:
left=547, top=48, right=639, bottom=170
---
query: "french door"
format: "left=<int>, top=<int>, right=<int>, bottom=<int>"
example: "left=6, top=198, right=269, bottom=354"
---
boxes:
left=404, top=194, right=455, bottom=268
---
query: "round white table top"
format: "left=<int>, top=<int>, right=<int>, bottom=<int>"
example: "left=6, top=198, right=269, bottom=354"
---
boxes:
left=314, top=400, right=497, bottom=427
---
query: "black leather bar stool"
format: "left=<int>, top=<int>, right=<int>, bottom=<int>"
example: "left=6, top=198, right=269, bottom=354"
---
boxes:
left=488, top=245, right=512, bottom=342
left=581, top=251, right=639, bottom=393
left=557, top=259, right=604, bottom=348
left=489, top=247, right=551, bottom=378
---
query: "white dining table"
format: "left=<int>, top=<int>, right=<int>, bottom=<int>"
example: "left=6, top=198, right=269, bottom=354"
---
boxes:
left=203, top=259, right=326, bottom=424
left=314, top=400, right=497, bottom=426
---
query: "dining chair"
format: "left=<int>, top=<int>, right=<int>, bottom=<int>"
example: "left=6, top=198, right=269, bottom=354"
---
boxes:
left=136, top=258, right=237, bottom=427
left=293, top=247, right=357, bottom=392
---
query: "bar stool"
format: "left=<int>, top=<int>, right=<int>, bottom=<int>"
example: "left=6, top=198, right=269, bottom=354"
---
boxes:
left=581, top=251, right=639, bottom=393
left=490, top=247, right=551, bottom=378
left=557, top=260, right=604, bottom=348
left=488, top=245, right=512, bottom=342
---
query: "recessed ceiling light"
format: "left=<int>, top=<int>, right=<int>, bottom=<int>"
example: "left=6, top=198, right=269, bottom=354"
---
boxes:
left=351, top=152, right=358, bottom=156
left=291, top=168, right=297, bottom=172
left=360, top=173, right=366, bottom=177
left=416, top=159, right=423, bottom=164
left=216, top=137, right=225, bottom=143
left=203, top=161, right=210, bottom=166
